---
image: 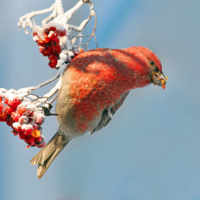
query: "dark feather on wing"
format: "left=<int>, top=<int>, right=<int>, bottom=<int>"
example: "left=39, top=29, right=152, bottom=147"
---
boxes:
left=90, top=91, right=130, bottom=134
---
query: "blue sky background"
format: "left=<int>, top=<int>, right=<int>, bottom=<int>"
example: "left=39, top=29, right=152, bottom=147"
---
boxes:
left=0, top=0, right=200, bottom=199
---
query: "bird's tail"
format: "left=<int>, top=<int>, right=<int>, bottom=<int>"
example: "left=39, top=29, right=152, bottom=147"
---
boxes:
left=30, top=128, right=70, bottom=179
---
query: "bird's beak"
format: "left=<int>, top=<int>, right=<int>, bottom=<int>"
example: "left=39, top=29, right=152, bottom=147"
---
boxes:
left=151, top=71, right=168, bottom=89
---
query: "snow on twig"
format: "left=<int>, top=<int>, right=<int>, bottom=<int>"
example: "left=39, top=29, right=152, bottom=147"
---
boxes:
left=6, top=0, right=98, bottom=110
left=0, top=0, right=99, bottom=148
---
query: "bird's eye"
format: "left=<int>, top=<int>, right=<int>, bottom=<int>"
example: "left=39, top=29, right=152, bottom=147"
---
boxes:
left=150, top=61, right=155, bottom=66
left=155, top=67, right=159, bottom=72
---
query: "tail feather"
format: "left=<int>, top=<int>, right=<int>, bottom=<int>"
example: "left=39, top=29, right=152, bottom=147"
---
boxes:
left=30, top=130, right=69, bottom=179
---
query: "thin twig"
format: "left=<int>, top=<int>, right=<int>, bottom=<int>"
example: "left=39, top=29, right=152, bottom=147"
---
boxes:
left=84, top=11, right=98, bottom=50
left=48, top=89, right=60, bottom=104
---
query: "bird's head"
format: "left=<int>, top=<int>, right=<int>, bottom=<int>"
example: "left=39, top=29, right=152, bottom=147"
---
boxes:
left=137, top=47, right=168, bottom=89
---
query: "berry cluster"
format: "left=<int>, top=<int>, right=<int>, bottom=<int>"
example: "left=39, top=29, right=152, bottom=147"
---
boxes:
left=0, top=92, right=46, bottom=148
left=33, top=26, right=66, bottom=69
left=32, top=22, right=85, bottom=69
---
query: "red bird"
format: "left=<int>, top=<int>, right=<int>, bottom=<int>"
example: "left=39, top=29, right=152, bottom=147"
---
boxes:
left=31, top=46, right=167, bottom=178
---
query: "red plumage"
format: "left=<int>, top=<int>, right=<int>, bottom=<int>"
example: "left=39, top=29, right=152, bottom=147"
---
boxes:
left=30, top=46, right=167, bottom=178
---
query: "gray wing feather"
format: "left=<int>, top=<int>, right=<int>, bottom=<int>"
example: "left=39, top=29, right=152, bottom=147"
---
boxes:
left=90, top=91, right=130, bottom=134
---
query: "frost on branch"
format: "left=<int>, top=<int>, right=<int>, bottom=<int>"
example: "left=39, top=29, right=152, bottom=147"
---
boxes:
left=0, top=91, right=45, bottom=148
left=0, top=0, right=97, bottom=149
left=18, top=0, right=98, bottom=69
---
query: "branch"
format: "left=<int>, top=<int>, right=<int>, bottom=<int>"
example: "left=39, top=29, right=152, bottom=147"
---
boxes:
left=18, top=3, right=56, bottom=34
left=15, top=0, right=98, bottom=106
left=0, top=0, right=99, bottom=149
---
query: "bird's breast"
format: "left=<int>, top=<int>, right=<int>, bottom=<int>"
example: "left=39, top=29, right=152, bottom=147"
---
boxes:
left=56, top=49, right=134, bottom=135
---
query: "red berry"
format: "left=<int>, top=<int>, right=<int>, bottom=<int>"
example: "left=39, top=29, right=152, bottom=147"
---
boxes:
left=49, top=55, right=58, bottom=61
left=12, top=122, right=22, bottom=133
left=12, top=130, right=18, bottom=136
left=0, top=102, right=5, bottom=112
left=33, top=123, right=39, bottom=130
left=6, top=117, right=13, bottom=126
left=8, top=96, right=21, bottom=109
left=35, top=136, right=44, bottom=145
left=0, top=111, right=7, bottom=122
left=33, top=32, right=38, bottom=36
left=49, top=32, right=58, bottom=40
left=49, top=27, right=56, bottom=32
left=36, top=39, right=46, bottom=47
left=26, top=136, right=35, bottom=146
left=4, top=96, right=9, bottom=105
left=6, top=121, right=12, bottom=126
left=39, top=46, right=45, bottom=53
left=5, top=106, right=14, bottom=115
left=55, top=30, right=60, bottom=35
left=26, top=109, right=34, bottom=116
left=21, top=124, right=33, bottom=136
left=19, top=132, right=27, bottom=140
left=35, top=139, right=42, bottom=145
left=18, top=116, right=28, bottom=124
left=17, top=104, right=27, bottom=114
left=50, top=59, right=57, bottom=65
left=45, top=46, right=54, bottom=54
left=38, top=141, right=46, bottom=148
left=39, top=46, right=53, bottom=56
left=51, top=38, right=60, bottom=46
left=11, top=112, right=21, bottom=122
left=52, top=45, right=61, bottom=55
left=48, top=55, right=58, bottom=65
left=43, top=35, right=50, bottom=43
left=44, top=29, right=49, bottom=34
left=40, top=48, right=51, bottom=56
left=48, top=61, right=57, bottom=69
left=37, top=39, right=44, bottom=43
left=59, top=30, right=66, bottom=37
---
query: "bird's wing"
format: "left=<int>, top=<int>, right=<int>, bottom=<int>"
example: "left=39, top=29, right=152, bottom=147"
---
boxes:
left=90, top=91, right=130, bottom=134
